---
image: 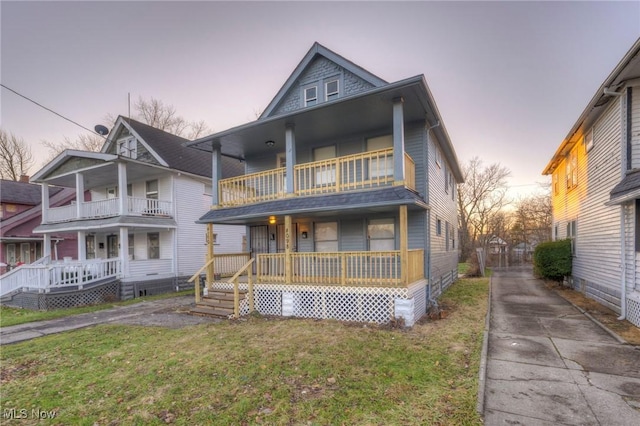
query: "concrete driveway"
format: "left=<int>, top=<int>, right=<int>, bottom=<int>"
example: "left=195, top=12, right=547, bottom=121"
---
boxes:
left=483, top=266, right=640, bottom=425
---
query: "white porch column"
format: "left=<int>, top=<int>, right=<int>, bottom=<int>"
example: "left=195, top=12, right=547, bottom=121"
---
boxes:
left=41, top=183, right=49, bottom=222
left=393, top=97, right=406, bottom=184
left=43, top=234, right=52, bottom=258
left=285, top=125, right=296, bottom=195
left=211, top=142, right=222, bottom=207
left=77, top=231, right=86, bottom=261
left=119, top=227, right=129, bottom=278
left=75, top=172, right=84, bottom=218
left=118, top=162, right=128, bottom=215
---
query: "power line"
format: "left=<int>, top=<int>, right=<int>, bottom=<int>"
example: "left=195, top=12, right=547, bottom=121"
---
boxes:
left=0, top=83, right=107, bottom=139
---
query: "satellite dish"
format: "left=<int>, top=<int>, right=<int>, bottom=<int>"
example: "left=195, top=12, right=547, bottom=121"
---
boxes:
left=94, top=124, right=109, bottom=136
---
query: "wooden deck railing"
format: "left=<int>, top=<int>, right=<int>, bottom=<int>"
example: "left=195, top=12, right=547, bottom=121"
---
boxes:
left=256, top=249, right=424, bottom=287
left=218, top=149, right=416, bottom=207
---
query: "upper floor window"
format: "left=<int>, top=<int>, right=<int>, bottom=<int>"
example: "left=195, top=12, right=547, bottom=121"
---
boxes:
left=584, top=128, right=594, bottom=153
left=566, top=150, right=578, bottom=190
left=325, top=79, right=339, bottom=101
left=553, top=172, right=559, bottom=195
left=304, top=86, right=318, bottom=107
left=117, top=136, right=137, bottom=159
left=435, top=147, right=442, bottom=167
left=146, top=180, right=158, bottom=200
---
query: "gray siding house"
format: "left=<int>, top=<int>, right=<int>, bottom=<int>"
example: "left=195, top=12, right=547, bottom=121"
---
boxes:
left=543, top=38, right=640, bottom=327
left=189, top=43, right=463, bottom=326
left=1, top=117, right=245, bottom=307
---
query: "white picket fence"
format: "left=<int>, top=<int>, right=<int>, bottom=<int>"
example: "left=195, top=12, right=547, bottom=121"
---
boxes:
left=0, top=258, right=121, bottom=297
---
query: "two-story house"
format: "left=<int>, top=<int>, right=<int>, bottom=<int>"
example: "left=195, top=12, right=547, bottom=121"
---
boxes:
left=0, top=178, right=77, bottom=273
left=543, top=38, right=640, bottom=327
left=1, top=117, right=245, bottom=309
left=188, top=43, right=463, bottom=326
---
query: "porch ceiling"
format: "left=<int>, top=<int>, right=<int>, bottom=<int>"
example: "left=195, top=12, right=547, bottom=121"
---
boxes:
left=189, top=77, right=436, bottom=159
left=40, top=160, right=169, bottom=190
left=197, top=186, right=428, bottom=225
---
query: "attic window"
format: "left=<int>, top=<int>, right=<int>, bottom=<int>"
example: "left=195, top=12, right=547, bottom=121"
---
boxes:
left=118, top=136, right=137, bottom=159
left=304, top=86, right=318, bottom=107
left=325, top=79, right=339, bottom=101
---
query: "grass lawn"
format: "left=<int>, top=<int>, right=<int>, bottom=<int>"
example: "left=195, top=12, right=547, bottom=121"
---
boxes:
left=0, top=277, right=488, bottom=425
left=0, top=290, right=195, bottom=328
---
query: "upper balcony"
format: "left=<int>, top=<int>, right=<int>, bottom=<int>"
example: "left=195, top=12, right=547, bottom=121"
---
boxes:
left=219, top=148, right=415, bottom=208
left=45, top=197, right=173, bottom=224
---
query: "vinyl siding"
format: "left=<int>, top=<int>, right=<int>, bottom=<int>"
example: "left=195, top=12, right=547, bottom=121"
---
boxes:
left=340, top=218, right=366, bottom=251
left=631, top=86, right=640, bottom=168
left=427, top=128, right=459, bottom=282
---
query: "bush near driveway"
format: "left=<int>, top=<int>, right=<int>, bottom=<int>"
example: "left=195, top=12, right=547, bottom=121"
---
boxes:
left=533, top=239, right=572, bottom=282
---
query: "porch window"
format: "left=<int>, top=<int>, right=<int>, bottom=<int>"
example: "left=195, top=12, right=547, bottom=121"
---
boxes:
left=147, top=233, right=160, bottom=259
left=86, top=235, right=96, bottom=259
left=146, top=180, right=158, bottom=199
left=368, top=218, right=395, bottom=251
left=313, top=145, right=336, bottom=186
left=20, top=243, right=31, bottom=264
left=304, top=86, right=318, bottom=107
left=107, top=187, right=117, bottom=199
left=367, top=135, right=393, bottom=179
left=314, top=222, right=338, bottom=252
left=129, top=234, right=135, bottom=260
left=6, top=244, right=16, bottom=265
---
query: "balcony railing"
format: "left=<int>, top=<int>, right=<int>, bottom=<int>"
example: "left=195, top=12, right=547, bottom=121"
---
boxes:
left=218, top=148, right=416, bottom=207
left=255, top=249, right=424, bottom=287
left=45, top=197, right=173, bottom=223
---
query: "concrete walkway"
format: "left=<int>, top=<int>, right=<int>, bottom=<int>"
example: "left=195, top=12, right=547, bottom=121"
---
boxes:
left=483, top=266, right=640, bottom=425
left=0, top=295, right=217, bottom=345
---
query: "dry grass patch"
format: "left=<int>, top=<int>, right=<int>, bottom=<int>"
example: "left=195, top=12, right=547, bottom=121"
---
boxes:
left=1, top=277, right=488, bottom=425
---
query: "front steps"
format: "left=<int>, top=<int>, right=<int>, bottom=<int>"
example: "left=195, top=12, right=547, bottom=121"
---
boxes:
left=190, top=288, right=247, bottom=319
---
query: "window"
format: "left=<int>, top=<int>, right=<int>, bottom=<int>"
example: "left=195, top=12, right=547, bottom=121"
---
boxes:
left=435, top=147, right=442, bottom=167
left=107, top=187, right=117, bottom=199
left=368, top=218, right=395, bottom=251
left=367, top=135, right=393, bottom=179
left=147, top=233, right=160, bottom=259
left=6, top=244, right=16, bottom=265
left=304, top=86, right=318, bottom=107
left=325, top=79, right=339, bottom=101
left=20, top=243, right=31, bottom=264
left=128, top=234, right=134, bottom=260
left=554, top=224, right=558, bottom=240
left=444, top=163, right=449, bottom=194
left=117, top=136, right=137, bottom=159
left=584, top=128, right=594, bottom=153
left=313, top=145, right=336, bottom=186
left=566, top=150, right=578, bottom=190
left=146, top=180, right=158, bottom=199
left=86, top=235, right=96, bottom=259
left=553, top=172, right=559, bottom=195
left=314, top=222, right=338, bottom=252
left=567, top=220, right=577, bottom=255
left=436, top=218, right=442, bottom=236
left=450, top=172, right=455, bottom=200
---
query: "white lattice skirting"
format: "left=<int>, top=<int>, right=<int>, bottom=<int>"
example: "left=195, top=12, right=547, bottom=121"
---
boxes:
left=211, top=280, right=428, bottom=326
left=626, top=292, right=640, bottom=327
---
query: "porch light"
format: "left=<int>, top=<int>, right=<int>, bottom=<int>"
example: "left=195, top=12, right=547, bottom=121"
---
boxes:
left=265, top=140, right=275, bottom=147
left=268, top=215, right=276, bottom=224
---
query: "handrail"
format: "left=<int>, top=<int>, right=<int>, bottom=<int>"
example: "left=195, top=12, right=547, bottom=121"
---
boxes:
left=188, top=257, right=216, bottom=283
left=227, top=258, right=255, bottom=318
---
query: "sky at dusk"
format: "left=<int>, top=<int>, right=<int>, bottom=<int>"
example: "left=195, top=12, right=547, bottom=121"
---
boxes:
left=1, top=1, right=639, bottom=200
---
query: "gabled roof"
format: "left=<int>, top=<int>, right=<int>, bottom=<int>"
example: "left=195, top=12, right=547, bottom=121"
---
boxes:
left=260, top=42, right=388, bottom=119
left=1, top=186, right=76, bottom=234
left=0, top=179, right=63, bottom=205
left=543, top=38, right=640, bottom=175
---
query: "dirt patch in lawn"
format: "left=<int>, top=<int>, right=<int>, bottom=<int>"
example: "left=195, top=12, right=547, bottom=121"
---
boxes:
left=546, top=282, right=640, bottom=346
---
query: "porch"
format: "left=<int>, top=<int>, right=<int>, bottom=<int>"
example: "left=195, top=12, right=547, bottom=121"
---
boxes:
left=219, top=148, right=416, bottom=208
left=45, top=197, right=173, bottom=223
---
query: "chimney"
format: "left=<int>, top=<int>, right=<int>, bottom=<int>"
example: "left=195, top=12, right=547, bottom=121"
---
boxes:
left=19, top=175, right=29, bottom=183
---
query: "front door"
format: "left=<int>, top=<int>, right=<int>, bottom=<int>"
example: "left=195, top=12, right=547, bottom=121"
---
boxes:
left=107, top=235, right=119, bottom=259
left=250, top=225, right=269, bottom=273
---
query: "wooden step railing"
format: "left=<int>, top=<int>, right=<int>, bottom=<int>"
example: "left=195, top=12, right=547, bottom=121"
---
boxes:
left=227, top=258, right=255, bottom=318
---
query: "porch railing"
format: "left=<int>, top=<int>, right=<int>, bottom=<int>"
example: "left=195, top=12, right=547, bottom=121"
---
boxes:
left=44, top=197, right=173, bottom=223
left=219, top=168, right=286, bottom=207
left=256, top=249, right=424, bottom=287
left=218, top=149, right=416, bottom=207
left=0, top=258, right=121, bottom=297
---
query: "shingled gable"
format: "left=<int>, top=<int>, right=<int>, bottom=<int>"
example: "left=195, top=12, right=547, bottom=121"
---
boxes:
left=259, top=42, right=388, bottom=119
left=103, top=117, right=243, bottom=179
left=0, top=179, right=63, bottom=205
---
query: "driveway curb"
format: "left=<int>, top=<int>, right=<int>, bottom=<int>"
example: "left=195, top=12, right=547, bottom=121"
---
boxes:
left=476, top=272, right=492, bottom=415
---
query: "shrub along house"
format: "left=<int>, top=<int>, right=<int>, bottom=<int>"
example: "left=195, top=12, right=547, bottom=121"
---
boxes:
left=543, top=38, right=640, bottom=327
left=0, top=117, right=245, bottom=309
left=188, top=43, right=463, bottom=326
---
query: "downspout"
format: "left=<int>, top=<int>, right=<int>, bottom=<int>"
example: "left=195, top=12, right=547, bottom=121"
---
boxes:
left=619, top=205, right=627, bottom=320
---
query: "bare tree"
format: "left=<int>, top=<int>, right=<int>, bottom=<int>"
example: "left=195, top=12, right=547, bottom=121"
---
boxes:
left=511, top=189, right=553, bottom=248
left=0, top=129, right=34, bottom=180
left=134, top=97, right=209, bottom=139
left=457, top=157, right=511, bottom=261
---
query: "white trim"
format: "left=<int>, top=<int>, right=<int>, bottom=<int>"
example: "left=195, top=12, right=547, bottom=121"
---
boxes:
left=31, top=150, right=117, bottom=182
left=103, top=117, right=169, bottom=167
